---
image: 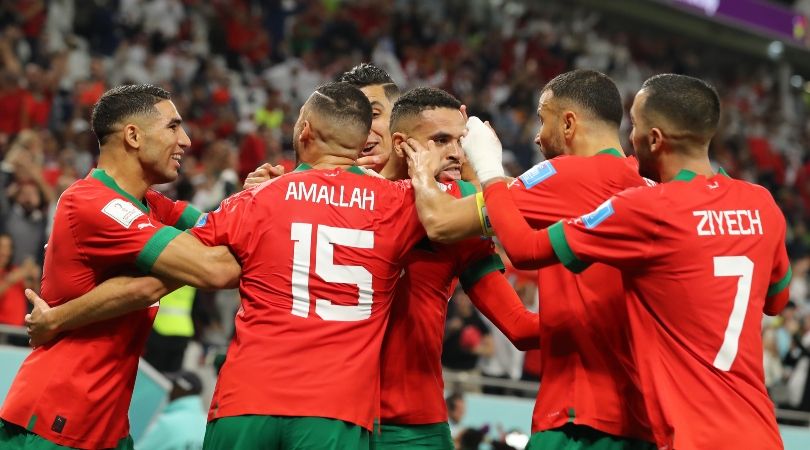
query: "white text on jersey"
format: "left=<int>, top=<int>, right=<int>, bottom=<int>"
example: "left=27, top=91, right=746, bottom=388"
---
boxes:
left=693, top=209, right=763, bottom=236
left=285, top=182, right=375, bottom=211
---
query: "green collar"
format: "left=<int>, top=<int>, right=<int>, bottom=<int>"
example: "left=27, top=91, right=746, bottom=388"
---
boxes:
left=90, top=169, right=149, bottom=212
left=596, top=148, right=624, bottom=158
left=294, top=163, right=365, bottom=175
left=672, top=167, right=730, bottom=182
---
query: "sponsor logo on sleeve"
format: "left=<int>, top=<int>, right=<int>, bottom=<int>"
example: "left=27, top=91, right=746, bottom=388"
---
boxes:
left=101, top=199, right=144, bottom=228
left=518, top=160, right=556, bottom=189
left=581, top=200, right=615, bottom=229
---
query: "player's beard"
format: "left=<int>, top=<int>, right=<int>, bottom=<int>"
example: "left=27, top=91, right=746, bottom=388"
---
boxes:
left=635, top=141, right=661, bottom=182
left=539, top=131, right=565, bottom=160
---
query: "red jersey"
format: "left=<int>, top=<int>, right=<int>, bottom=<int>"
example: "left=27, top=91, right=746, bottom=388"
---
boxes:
left=551, top=169, right=791, bottom=449
left=191, top=165, right=426, bottom=431
left=379, top=180, right=504, bottom=425
left=0, top=169, right=200, bottom=449
left=506, top=149, right=653, bottom=441
left=0, top=268, right=26, bottom=326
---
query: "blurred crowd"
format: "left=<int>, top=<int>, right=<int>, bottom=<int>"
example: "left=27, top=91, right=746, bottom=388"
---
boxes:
left=1, top=0, right=810, bottom=442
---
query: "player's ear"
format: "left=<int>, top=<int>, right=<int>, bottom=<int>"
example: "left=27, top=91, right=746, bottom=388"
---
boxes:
left=298, top=120, right=312, bottom=144
left=123, top=123, right=141, bottom=149
left=392, top=132, right=407, bottom=157
left=562, top=110, right=576, bottom=141
left=649, top=127, right=663, bottom=154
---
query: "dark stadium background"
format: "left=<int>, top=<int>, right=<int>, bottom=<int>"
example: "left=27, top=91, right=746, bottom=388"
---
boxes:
left=0, top=0, right=809, bottom=448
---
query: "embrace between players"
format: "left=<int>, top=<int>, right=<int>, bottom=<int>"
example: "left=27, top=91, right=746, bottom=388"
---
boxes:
left=0, top=64, right=791, bottom=450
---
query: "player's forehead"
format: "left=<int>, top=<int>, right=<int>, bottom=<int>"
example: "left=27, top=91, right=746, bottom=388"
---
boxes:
left=537, top=90, right=555, bottom=116
left=153, top=99, right=182, bottom=122
left=359, top=85, right=392, bottom=112
left=413, top=107, right=465, bottom=137
left=629, top=89, right=650, bottom=123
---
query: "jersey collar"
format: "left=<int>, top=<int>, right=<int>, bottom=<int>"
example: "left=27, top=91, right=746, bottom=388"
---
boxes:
left=89, top=169, right=149, bottom=213
left=672, top=167, right=730, bottom=182
left=596, top=148, right=624, bottom=158
left=294, top=163, right=365, bottom=175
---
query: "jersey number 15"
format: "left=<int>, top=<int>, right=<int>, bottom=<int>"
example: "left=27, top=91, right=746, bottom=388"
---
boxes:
left=290, top=223, right=374, bottom=322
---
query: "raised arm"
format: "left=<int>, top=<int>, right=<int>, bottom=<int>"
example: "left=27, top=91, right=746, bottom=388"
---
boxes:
left=402, top=138, right=484, bottom=243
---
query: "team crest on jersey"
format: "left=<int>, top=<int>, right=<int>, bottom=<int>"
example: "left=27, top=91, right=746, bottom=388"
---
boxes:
left=436, top=181, right=451, bottom=192
left=101, top=198, right=144, bottom=228
left=518, top=161, right=556, bottom=189
left=581, top=199, right=614, bottom=229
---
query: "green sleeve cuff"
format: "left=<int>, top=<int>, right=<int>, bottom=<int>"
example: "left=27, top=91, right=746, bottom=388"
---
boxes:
left=460, top=253, right=505, bottom=290
left=767, top=266, right=792, bottom=297
left=456, top=179, right=478, bottom=198
left=136, top=227, right=183, bottom=273
left=548, top=221, right=590, bottom=274
left=174, top=204, right=203, bottom=230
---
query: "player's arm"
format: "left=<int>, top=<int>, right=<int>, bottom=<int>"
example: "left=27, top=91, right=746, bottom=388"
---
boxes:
left=764, top=219, right=792, bottom=316
left=466, top=271, right=540, bottom=350
left=402, top=138, right=487, bottom=242
left=148, top=231, right=241, bottom=290
left=24, top=276, right=183, bottom=346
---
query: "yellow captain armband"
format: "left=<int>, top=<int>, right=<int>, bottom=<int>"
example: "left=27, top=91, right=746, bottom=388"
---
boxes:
left=475, top=192, right=495, bottom=237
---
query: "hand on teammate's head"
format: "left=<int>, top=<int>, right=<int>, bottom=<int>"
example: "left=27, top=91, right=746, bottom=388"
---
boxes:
left=401, top=138, right=444, bottom=180
left=243, top=163, right=285, bottom=189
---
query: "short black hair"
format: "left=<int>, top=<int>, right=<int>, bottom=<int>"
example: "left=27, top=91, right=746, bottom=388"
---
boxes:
left=340, top=63, right=400, bottom=100
left=542, top=69, right=623, bottom=127
left=91, top=84, right=171, bottom=145
left=640, top=74, right=720, bottom=139
left=390, top=87, right=461, bottom=133
left=308, top=81, right=372, bottom=136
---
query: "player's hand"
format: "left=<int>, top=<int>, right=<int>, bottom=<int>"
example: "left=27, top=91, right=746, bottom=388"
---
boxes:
left=243, top=163, right=285, bottom=189
left=401, top=138, right=444, bottom=180
left=24, top=289, right=58, bottom=347
left=460, top=116, right=505, bottom=185
left=356, top=153, right=388, bottom=170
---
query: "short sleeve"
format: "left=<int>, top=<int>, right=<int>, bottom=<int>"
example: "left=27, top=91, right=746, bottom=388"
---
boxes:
left=388, top=179, right=427, bottom=257
left=190, top=189, right=255, bottom=256
left=145, top=189, right=203, bottom=230
left=549, top=187, right=659, bottom=273
left=71, top=194, right=182, bottom=273
left=509, top=158, right=582, bottom=229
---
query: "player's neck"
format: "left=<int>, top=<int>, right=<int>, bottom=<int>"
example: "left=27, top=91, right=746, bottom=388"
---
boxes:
left=571, top=132, right=623, bottom=158
left=381, top=152, right=408, bottom=181
left=306, top=154, right=359, bottom=170
left=96, top=150, right=150, bottom=200
left=660, top=153, right=714, bottom=183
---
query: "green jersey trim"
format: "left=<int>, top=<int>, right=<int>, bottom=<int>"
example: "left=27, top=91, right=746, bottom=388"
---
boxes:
left=456, top=179, right=477, bottom=198
left=672, top=167, right=731, bottom=182
left=90, top=169, right=149, bottom=213
left=596, top=148, right=623, bottom=158
left=26, top=415, right=36, bottom=431
left=294, top=163, right=365, bottom=175
left=459, top=253, right=505, bottom=290
left=174, top=204, right=203, bottom=230
left=548, top=222, right=590, bottom=274
left=767, top=266, right=793, bottom=297
left=135, top=227, right=183, bottom=273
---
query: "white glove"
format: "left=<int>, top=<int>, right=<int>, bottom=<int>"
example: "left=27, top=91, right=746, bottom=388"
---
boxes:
left=461, top=116, right=504, bottom=184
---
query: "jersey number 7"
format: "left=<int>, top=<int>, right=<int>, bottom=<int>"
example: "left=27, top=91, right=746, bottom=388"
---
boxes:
left=713, top=256, right=754, bottom=371
left=290, top=222, right=374, bottom=321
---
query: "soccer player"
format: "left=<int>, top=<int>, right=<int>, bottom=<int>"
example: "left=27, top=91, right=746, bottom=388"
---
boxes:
left=0, top=85, right=241, bottom=450
left=193, top=81, right=433, bottom=449
left=402, top=70, right=655, bottom=449
left=465, top=74, right=791, bottom=449
left=244, top=65, right=537, bottom=449
left=378, top=86, right=538, bottom=450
